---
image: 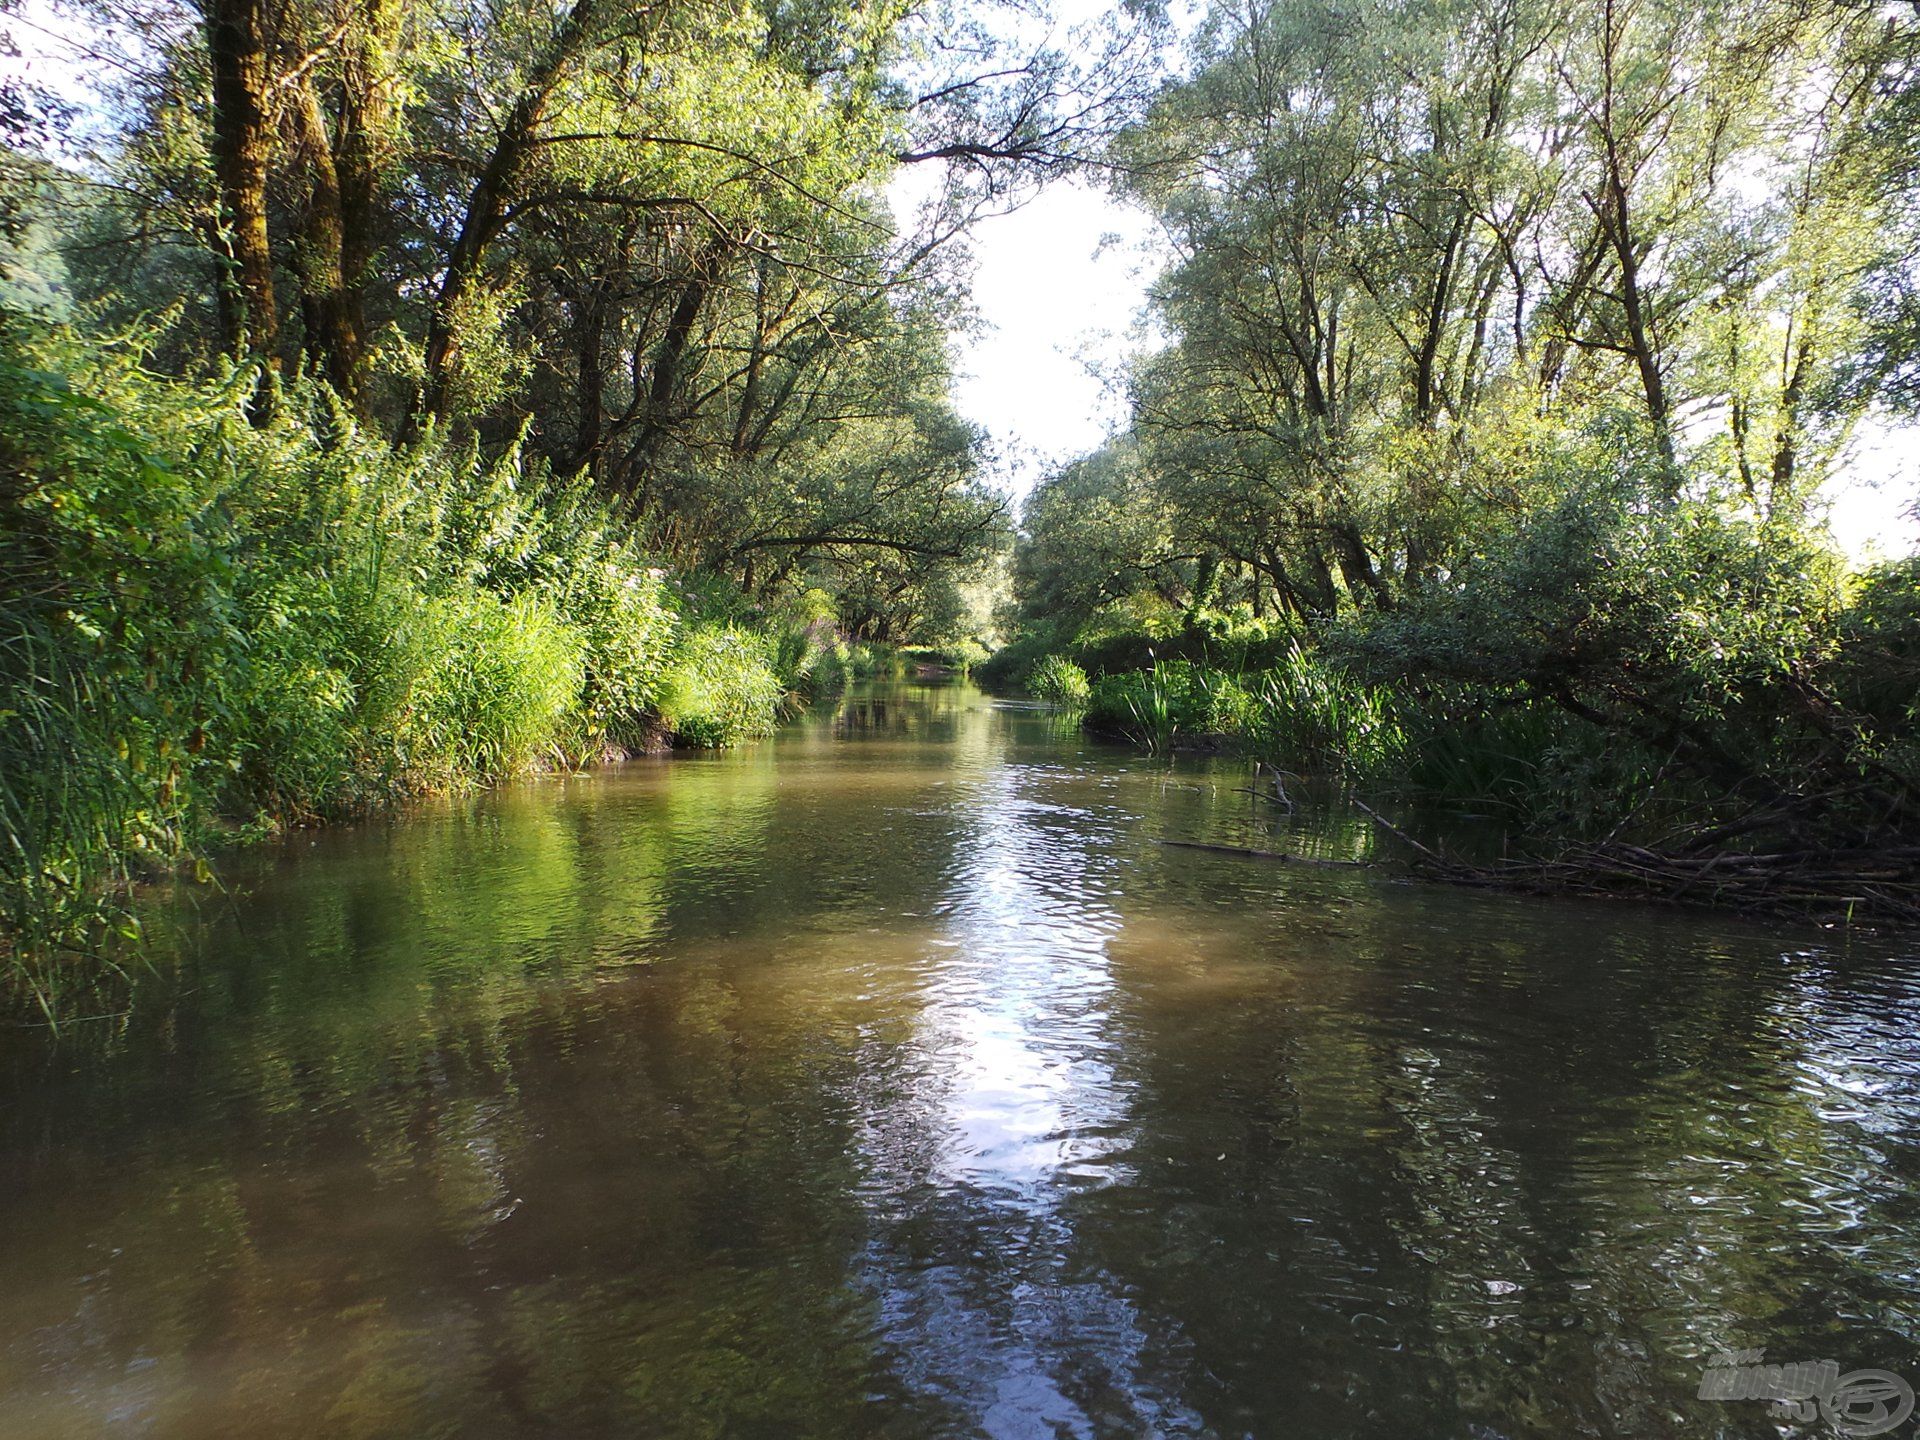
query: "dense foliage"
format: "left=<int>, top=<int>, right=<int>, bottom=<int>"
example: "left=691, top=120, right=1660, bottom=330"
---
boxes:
left=0, top=316, right=928, bottom=1012
left=0, top=0, right=1177, bottom=1008
left=0, top=0, right=1174, bottom=634
left=996, top=0, right=1920, bottom=898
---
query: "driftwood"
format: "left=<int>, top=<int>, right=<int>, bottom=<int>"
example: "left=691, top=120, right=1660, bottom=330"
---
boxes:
left=1249, top=762, right=1294, bottom=811
left=1233, top=786, right=1292, bottom=805
left=1156, top=838, right=1369, bottom=869
left=1352, top=801, right=1920, bottom=924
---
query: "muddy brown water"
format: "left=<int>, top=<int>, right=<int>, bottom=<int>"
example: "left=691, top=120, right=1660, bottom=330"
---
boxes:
left=2, top=682, right=1917, bottom=1438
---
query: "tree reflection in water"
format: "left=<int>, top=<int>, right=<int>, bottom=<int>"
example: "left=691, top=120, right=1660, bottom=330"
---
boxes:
left=0, top=682, right=1916, bottom=1438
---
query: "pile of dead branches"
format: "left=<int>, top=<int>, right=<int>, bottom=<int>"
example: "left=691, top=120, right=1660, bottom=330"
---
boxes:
left=1354, top=803, right=1920, bottom=924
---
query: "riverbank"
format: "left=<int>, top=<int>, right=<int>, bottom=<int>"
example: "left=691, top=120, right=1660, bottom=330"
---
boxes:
left=0, top=327, right=901, bottom=1019
left=989, top=636, right=1920, bottom=926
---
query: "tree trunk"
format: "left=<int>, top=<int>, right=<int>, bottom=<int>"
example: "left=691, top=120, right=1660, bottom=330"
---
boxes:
left=335, top=0, right=394, bottom=320
left=290, top=81, right=362, bottom=401
left=285, top=0, right=396, bottom=412
left=615, top=236, right=731, bottom=497
left=417, top=0, right=599, bottom=426
left=1768, top=330, right=1814, bottom=513
left=206, top=0, right=278, bottom=372
left=571, top=277, right=609, bottom=476
left=1608, top=181, right=1674, bottom=471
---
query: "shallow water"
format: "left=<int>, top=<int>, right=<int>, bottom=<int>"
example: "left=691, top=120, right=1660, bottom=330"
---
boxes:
left=3, top=682, right=1918, bottom=1438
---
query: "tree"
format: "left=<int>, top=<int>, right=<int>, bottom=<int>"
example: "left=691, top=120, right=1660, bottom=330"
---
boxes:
left=1088, top=0, right=1911, bottom=635
left=39, top=0, right=1150, bottom=624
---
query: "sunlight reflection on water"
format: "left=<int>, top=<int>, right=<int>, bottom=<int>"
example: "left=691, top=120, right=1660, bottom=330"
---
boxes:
left=1, top=682, right=1918, bottom=1439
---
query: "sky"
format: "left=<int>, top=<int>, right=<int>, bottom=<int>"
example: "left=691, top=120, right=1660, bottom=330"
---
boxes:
left=939, top=181, right=1164, bottom=496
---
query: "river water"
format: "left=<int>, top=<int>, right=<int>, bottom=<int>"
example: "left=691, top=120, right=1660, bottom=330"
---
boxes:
left=2, top=681, right=1918, bottom=1438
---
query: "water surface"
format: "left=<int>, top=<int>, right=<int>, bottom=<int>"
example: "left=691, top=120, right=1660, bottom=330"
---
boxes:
left=3, top=682, right=1918, bottom=1438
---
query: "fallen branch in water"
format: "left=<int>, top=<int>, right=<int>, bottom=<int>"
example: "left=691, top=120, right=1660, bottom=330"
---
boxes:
left=1351, top=801, right=1920, bottom=924
left=1155, top=838, right=1369, bottom=869
left=1232, top=786, right=1293, bottom=806
left=1351, top=800, right=1447, bottom=864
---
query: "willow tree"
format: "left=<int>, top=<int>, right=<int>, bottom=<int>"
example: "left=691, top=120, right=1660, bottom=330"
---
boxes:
left=1103, top=0, right=1910, bottom=624
left=51, top=0, right=1160, bottom=623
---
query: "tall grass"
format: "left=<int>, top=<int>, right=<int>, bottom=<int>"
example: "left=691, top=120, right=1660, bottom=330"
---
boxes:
left=656, top=627, right=785, bottom=747
left=0, top=614, right=152, bottom=1020
left=1238, top=646, right=1406, bottom=778
left=3, top=341, right=248, bottom=1015
left=980, top=609, right=1302, bottom=691
left=413, top=592, right=585, bottom=778
left=1082, top=651, right=1404, bottom=777
left=766, top=617, right=899, bottom=699
left=0, top=322, right=778, bottom=1015
left=1059, top=637, right=1664, bottom=825
left=1028, top=654, right=1091, bottom=706
left=1085, top=662, right=1250, bottom=752
left=1399, top=695, right=1689, bottom=832
left=1400, top=699, right=1563, bottom=811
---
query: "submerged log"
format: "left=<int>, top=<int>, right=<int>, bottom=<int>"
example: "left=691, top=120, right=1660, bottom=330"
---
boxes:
left=1155, top=839, right=1369, bottom=869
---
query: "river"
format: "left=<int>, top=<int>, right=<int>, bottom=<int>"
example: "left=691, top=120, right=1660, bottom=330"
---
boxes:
left=2, top=681, right=1917, bottom=1438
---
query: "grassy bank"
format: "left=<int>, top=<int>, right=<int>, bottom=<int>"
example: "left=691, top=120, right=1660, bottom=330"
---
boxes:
left=997, top=621, right=1768, bottom=815
left=988, top=570, right=1920, bottom=921
left=0, top=324, right=883, bottom=1018
left=1036, top=648, right=1629, bottom=823
left=984, top=612, right=1413, bottom=779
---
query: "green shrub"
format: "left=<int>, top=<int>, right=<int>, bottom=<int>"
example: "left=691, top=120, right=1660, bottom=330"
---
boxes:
left=845, top=641, right=898, bottom=681
left=770, top=623, right=826, bottom=691
left=430, top=451, right=680, bottom=758
left=657, top=627, right=784, bottom=747
left=409, top=592, right=584, bottom=780
left=976, top=629, right=1060, bottom=689
left=984, top=606, right=1303, bottom=693
left=1184, top=607, right=1295, bottom=670
left=1339, top=479, right=1881, bottom=830
left=233, top=566, right=419, bottom=818
left=0, top=323, right=690, bottom=1014
left=944, top=639, right=991, bottom=672
left=1028, top=654, right=1091, bottom=706
left=809, top=638, right=852, bottom=693
left=902, top=640, right=989, bottom=673
left=1833, top=557, right=1920, bottom=732
left=540, top=543, right=676, bottom=759
left=766, top=623, right=901, bottom=697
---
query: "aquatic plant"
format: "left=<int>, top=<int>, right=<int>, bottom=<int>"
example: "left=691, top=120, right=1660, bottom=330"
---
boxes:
left=1028, top=655, right=1091, bottom=706
left=1238, top=646, right=1406, bottom=779
left=1079, top=654, right=1400, bottom=776
left=1084, top=662, right=1236, bottom=750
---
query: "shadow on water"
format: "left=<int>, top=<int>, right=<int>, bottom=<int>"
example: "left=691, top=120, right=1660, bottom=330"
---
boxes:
left=1, top=681, right=1917, bottom=1437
